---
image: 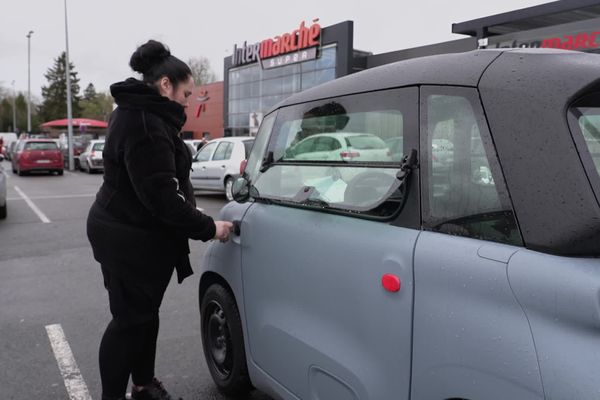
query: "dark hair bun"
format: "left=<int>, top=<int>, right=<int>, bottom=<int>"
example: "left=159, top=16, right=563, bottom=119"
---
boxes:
left=129, top=40, right=171, bottom=74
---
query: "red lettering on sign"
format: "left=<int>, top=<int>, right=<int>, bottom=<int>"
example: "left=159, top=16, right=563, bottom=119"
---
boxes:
left=541, top=38, right=561, bottom=48
left=309, top=24, right=321, bottom=46
left=272, top=36, right=281, bottom=56
left=290, top=29, right=299, bottom=51
left=260, top=39, right=273, bottom=58
left=589, top=32, right=600, bottom=48
left=281, top=33, right=291, bottom=53
left=560, top=35, right=574, bottom=50
left=574, top=33, right=588, bottom=49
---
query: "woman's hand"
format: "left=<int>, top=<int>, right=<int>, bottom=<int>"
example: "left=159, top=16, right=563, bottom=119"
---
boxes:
left=213, top=221, right=234, bottom=242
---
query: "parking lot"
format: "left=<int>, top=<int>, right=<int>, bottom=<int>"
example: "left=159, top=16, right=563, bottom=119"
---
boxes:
left=0, top=161, right=271, bottom=400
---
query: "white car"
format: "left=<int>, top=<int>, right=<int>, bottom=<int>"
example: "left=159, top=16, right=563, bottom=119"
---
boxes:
left=190, top=137, right=254, bottom=201
left=78, top=139, right=105, bottom=173
left=286, top=132, right=392, bottom=162
left=0, top=153, right=7, bottom=219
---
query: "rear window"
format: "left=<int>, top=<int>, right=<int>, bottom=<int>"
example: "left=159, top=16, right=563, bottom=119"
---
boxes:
left=568, top=93, right=600, bottom=198
left=345, top=135, right=387, bottom=150
left=93, top=143, right=104, bottom=151
left=24, top=142, right=58, bottom=151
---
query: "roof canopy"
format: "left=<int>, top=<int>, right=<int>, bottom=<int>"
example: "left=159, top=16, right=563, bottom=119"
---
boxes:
left=40, top=118, right=108, bottom=128
left=453, top=0, right=600, bottom=37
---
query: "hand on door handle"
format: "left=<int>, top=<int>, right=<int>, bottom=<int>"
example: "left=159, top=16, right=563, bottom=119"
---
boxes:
left=232, top=220, right=241, bottom=236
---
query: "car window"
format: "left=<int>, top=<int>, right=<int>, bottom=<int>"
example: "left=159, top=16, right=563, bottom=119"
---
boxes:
left=243, top=140, right=254, bottom=158
left=248, top=87, right=418, bottom=218
left=568, top=93, right=600, bottom=200
left=213, top=142, right=234, bottom=161
left=92, top=143, right=104, bottom=151
left=421, top=87, right=522, bottom=246
left=24, top=142, right=58, bottom=151
left=194, top=142, right=217, bottom=162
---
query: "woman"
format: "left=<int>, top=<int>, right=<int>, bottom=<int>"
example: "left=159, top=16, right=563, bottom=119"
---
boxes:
left=87, top=40, right=232, bottom=400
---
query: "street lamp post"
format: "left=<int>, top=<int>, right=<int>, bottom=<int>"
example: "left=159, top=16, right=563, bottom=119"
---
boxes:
left=26, top=30, right=33, bottom=133
left=64, top=0, right=74, bottom=171
left=11, top=81, right=17, bottom=133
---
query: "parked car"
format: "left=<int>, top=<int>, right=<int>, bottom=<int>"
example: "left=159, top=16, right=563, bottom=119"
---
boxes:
left=11, top=139, right=63, bottom=176
left=190, top=137, right=254, bottom=201
left=285, top=132, right=392, bottom=162
left=198, top=49, right=600, bottom=400
left=78, top=139, right=105, bottom=173
left=0, top=153, right=6, bottom=219
left=5, top=141, right=17, bottom=161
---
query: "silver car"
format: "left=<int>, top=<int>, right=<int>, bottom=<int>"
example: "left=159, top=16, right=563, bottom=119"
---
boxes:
left=190, top=137, right=254, bottom=201
left=78, top=139, right=104, bottom=173
left=198, top=49, right=600, bottom=400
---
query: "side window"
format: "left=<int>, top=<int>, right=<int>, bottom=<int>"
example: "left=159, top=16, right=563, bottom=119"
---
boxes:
left=421, top=87, right=522, bottom=245
left=213, top=142, right=233, bottom=161
left=250, top=87, right=418, bottom=218
left=194, top=142, right=216, bottom=162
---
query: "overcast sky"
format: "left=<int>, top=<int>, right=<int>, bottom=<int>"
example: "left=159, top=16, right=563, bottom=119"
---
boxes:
left=1, top=0, right=550, bottom=99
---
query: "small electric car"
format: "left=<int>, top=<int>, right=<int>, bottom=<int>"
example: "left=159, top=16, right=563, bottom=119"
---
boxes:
left=198, top=49, right=600, bottom=400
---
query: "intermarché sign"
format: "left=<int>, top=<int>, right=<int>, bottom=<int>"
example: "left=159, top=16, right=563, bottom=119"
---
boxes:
left=489, top=30, right=600, bottom=50
left=231, top=20, right=321, bottom=68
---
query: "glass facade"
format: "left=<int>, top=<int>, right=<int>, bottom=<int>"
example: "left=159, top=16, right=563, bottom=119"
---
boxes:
left=228, top=45, right=337, bottom=134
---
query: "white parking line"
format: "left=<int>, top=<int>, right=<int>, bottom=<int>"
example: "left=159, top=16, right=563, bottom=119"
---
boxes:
left=14, top=186, right=51, bottom=223
left=45, top=324, right=93, bottom=400
left=6, top=193, right=95, bottom=201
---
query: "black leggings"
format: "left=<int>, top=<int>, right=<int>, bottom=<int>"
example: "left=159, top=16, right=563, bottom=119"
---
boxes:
left=99, top=316, right=160, bottom=400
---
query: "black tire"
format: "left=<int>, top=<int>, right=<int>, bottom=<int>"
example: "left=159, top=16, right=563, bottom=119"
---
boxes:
left=57, top=169, right=64, bottom=176
left=200, top=284, right=252, bottom=396
left=17, top=168, right=26, bottom=176
left=0, top=203, right=6, bottom=219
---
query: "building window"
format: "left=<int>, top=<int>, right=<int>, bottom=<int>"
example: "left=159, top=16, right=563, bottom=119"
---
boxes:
left=227, top=45, right=337, bottom=130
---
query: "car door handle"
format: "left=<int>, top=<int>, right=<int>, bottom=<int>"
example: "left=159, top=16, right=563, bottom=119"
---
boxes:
left=232, top=220, right=241, bottom=236
left=221, top=165, right=226, bottom=169
left=201, top=166, right=207, bottom=170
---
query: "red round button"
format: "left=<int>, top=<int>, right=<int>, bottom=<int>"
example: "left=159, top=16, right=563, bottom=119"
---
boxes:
left=382, top=274, right=401, bottom=292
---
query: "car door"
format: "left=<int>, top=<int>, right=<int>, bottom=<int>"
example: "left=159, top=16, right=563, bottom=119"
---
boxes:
left=411, top=86, right=544, bottom=400
left=190, top=141, right=217, bottom=190
left=207, top=141, right=234, bottom=189
left=239, top=88, right=419, bottom=400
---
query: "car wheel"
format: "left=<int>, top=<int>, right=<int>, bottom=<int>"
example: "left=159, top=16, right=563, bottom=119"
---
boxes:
left=17, top=167, right=26, bottom=176
left=57, top=169, right=64, bottom=176
left=225, top=177, right=234, bottom=202
left=200, top=284, right=252, bottom=396
left=75, top=159, right=81, bottom=171
left=0, top=203, right=6, bottom=219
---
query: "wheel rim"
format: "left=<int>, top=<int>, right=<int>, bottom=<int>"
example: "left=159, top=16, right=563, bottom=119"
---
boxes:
left=204, top=300, right=233, bottom=378
left=225, top=179, right=234, bottom=202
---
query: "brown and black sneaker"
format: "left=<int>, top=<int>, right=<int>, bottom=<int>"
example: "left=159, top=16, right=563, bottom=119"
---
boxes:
left=131, top=378, right=181, bottom=400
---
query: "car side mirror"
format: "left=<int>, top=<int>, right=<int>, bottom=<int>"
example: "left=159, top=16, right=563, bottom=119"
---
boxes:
left=232, top=177, right=251, bottom=203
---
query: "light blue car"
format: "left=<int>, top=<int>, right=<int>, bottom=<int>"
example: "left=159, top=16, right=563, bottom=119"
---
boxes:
left=198, top=49, right=600, bottom=400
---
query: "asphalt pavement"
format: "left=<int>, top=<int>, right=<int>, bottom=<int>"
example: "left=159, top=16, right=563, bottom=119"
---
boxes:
left=0, top=161, right=272, bottom=400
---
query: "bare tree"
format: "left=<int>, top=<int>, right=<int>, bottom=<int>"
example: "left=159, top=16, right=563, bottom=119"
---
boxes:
left=187, top=57, right=218, bottom=85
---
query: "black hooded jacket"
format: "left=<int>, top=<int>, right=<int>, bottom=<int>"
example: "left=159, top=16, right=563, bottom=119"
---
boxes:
left=87, top=78, right=215, bottom=284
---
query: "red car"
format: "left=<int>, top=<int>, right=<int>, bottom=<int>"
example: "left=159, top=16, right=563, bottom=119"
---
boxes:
left=11, top=139, right=64, bottom=176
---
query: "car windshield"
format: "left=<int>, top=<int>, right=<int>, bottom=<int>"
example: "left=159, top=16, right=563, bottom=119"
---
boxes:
left=25, top=142, right=58, bottom=151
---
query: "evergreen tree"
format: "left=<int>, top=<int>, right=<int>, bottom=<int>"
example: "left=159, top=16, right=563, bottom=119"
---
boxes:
left=83, top=83, right=97, bottom=101
left=39, top=52, right=82, bottom=122
left=80, top=91, right=114, bottom=121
